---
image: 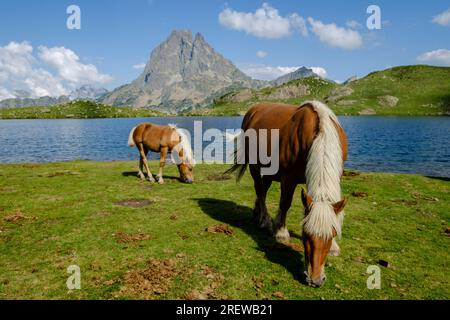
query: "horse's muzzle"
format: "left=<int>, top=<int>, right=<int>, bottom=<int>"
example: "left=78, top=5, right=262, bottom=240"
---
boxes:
left=184, top=178, right=193, bottom=184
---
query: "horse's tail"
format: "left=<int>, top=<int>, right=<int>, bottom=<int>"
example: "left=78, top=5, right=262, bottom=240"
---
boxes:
left=128, top=126, right=137, bottom=147
left=304, top=101, right=343, bottom=203
left=224, top=130, right=248, bottom=181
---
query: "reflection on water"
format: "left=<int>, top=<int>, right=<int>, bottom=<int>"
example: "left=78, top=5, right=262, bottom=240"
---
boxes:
left=0, top=116, right=449, bottom=177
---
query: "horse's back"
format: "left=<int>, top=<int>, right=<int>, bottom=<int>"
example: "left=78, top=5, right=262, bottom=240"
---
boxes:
left=241, top=102, right=347, bottom=181
left=133, top=122, right=178, bottom=152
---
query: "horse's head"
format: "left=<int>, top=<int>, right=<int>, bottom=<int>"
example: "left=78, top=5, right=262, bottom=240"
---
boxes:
left=177, top=161, right=194, bottom=184
left=172, top=128, right=195, bottom=184
left=301, top=189, right=347, bottom=287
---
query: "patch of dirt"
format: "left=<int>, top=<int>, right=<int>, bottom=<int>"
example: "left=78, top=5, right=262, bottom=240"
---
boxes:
left=21, top=164, right=39, bottom=169
left=343, top=171, right=360, bottom=177
left=114, top=232, right=151, bottom=243
left=3, top=210, right=35, bottom=224
left=444, top=227, right=450, bottom=236
left=411, top=192, right=439, bottom=202
left=207, top=173, right=232, bottom=181
left=272, top=291, right=284, bottom=299
left=114, top=258, right=180, bottom=299
left=390, top=199, right=418, bottom=206
left=114, top=199, right=155, bottom=207
left=205, top=224, right=234, bottom=236
left=265, top=242, right=303, bottom=253
left=169, top=214, right=177, bottom=220
left=284, top=242, right=304, bottom=253
left=352, top=191, right=369, bottom=198
left=38, top=171, right=80, bottom=178
left=0, top=187, right=17, bottom=193
left=185, top=265, right=226, bottom=300
left=177, top=232, right=190, bottom=240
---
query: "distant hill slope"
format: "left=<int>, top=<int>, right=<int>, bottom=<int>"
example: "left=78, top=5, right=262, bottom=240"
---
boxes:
left=190, top=65, right=450, bottom=116
left=0, top=101, right=165, bottom=119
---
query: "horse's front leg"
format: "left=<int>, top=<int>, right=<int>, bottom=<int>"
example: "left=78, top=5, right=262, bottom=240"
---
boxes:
left=157, top=147, right=168, bottom=184
left=274, top=176, right=297, bottom=243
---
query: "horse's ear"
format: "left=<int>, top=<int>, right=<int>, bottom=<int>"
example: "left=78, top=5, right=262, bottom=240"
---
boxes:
left=301, top=188, right=313, bottom=209
left=332, top=198, right=347, bottom=215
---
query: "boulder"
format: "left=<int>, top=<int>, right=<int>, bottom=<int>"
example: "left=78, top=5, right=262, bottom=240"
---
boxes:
left=378, top=95, right=399, bottom=107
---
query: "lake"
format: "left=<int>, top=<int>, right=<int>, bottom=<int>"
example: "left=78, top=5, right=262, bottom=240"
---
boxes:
left=0, top=116, right=449, bottom=177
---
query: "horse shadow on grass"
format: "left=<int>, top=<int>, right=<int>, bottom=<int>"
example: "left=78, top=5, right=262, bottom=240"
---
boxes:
left=194, top=198, right=306, bottom=283
left=122, top=171, right=182, bottom=183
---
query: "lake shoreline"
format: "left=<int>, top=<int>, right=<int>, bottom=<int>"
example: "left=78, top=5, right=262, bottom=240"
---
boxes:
left=1, top=113, right=449, bottom=120
left=0, top=160, right=449, bottom=180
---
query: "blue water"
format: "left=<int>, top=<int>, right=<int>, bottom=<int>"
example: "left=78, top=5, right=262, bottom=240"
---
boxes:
left=0, top=116, right=449, bottom=177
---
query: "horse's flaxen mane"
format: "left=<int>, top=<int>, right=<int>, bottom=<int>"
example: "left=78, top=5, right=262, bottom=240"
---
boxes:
left=302, top=101, right=344, bottom=240
left=173, top=128, right=195, bottom=166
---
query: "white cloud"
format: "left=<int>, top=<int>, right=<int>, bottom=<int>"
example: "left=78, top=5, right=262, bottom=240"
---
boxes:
left=0, top=41, right=112, bottom=100
left=239, top=64, right=299, bottom=80
left=346, top=20, right=362, bottom=29
left=417, top=49, right=450, bottom=66
left=310, top=67, right=328, bottom=78
left=256, top=51, right=268, bottom=58
left=218, top=3, right=308, bottom=39
left=38, top=46, right=112, bottom=84
left=133, top=63, right=146, bottom=70
left=308, top=17, right=363, bottom=50
left=239, top=64, right=327, bottom=81
left=0, top=87, right=14, bottom=100
left=432, top=8, right=450, bottom=26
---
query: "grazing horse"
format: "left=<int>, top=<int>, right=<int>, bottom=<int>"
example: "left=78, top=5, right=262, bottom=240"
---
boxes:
left=227, top=101, right=348, bottom=287
left=128, top=123, right=195, bottom=184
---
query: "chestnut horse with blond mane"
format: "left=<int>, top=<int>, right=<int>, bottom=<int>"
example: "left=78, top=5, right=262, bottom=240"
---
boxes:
left=227, top=101, right=348, bottom=287
left=128, top=123, right=195, bottom=184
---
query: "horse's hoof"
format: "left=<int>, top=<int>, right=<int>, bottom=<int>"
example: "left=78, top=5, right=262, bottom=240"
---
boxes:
left=158, top=179, right=164, bottom=185
left=275, top=228, right=290, bottom=244
left=258, top=217, right=273, bottom=232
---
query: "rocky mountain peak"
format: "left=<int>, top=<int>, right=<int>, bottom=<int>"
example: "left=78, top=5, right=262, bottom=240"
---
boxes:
left=102, top=30, right=261, bottom=111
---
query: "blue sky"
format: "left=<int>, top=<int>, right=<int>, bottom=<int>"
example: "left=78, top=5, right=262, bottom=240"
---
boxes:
left=0, top=0, right=449, bottom=98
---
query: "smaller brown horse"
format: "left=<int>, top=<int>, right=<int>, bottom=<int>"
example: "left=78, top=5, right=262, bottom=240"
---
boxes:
left=128, top=123, right=195, bottom=184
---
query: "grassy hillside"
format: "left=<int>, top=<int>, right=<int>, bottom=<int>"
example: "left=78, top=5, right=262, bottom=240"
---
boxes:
left=0, top=161, right=448, bottom=299
left=191, top=65, right=450, bottom=116
left=0, top=101, right=166, bottom=119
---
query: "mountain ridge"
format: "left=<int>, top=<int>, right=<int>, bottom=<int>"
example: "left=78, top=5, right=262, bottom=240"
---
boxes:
left=101, top=30, right=264, bottom=112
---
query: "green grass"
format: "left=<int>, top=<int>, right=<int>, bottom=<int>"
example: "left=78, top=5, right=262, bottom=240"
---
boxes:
left=192, top=65, right=450, bottom=116
left=0, top=161, right=449, bottom=300
left=0, top=101, right=166, bottom=119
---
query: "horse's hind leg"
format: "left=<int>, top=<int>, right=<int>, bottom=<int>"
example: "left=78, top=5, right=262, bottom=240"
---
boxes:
left=138, top=143, right=155, bottom=183
left=274, top=176, right=296, bottom=243
left=250, top=165, right=273, bottom=231
left=137, top=157, right=145, bottom=180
